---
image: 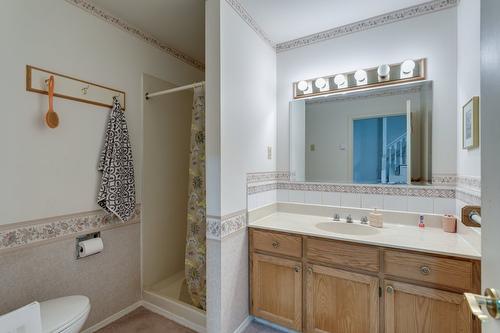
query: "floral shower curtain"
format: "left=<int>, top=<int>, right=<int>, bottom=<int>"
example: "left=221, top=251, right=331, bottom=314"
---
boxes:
left=185, top=86, right=206, bottom=310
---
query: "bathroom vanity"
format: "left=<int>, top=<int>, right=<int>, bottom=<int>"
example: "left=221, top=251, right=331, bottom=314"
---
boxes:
left=248, top=212, right=481, bottom=333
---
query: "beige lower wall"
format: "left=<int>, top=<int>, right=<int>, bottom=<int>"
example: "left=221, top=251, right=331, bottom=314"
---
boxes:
left=0, top=223, right=141, bottom=330
left=142, top=74, right=192, bottom=288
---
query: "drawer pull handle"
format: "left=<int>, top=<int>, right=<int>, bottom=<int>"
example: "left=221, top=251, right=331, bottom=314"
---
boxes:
left=420, top=266, right=431, bottom=275
left=386, top=286, right=394, bottom=294
left=272, top=241, right=280, bottom=248
left=307, top=267, right=313, bottom=274
left=294, top=266, right=301, bottom=273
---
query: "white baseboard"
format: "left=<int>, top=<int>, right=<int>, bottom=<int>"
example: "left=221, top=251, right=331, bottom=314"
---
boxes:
left=81, top=301, right=142, bottom=333
left=254, top=317, right=297, bottom=333
left=80, top=299, right=206, bottom=333
left=233, top=315, right=253, bottom=333
left=142, top=300, right=206, bottom=333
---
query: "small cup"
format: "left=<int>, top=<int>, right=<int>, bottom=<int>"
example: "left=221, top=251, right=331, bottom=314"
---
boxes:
left=442, top=215, right=457, bottom=233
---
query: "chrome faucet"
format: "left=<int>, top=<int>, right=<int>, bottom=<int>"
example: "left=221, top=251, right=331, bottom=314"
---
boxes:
left=333, top=213, right=340, bottom=221
left=360, top=216, right=368, bottom=224
left=346, top=214, right=353, bottom=223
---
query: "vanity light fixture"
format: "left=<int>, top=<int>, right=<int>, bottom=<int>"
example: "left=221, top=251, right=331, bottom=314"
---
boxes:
left=297, top=80, right=309, bottom=92
left=377, top=64, right=391, bottom=80
left=293, top=58, right=425, bottom=99
left=333, top=74, right=347, bottom=88
left=315, top=77, right=328, bottom=89
left=401, top=59, right=416, bottom=78
left=354, top=70, right=368, bottom=85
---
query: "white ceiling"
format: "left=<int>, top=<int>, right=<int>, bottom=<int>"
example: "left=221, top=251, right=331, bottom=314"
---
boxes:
left=237, top=0, right=432, bottom=44
left=91, top=0, right=205, bottom=63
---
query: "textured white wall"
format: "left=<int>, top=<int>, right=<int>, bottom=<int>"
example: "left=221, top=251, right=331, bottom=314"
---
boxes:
left=220, top=1, right=277, bottom=216
left=457, top=0, right=481, bottom=177
left=0, top=0, right=203, bottom=225
left=277, top=9, right=458, bottom=176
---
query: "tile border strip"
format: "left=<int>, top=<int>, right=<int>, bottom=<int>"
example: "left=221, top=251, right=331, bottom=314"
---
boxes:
left=207, top=210, right=247, bottom=240
left=224, top=0, right=275, bottom=49
left=275, top=0, right=458, bottom=53
left=0, top=205, right=141, bottom=252
left=64, top=0, right=205, bottom=71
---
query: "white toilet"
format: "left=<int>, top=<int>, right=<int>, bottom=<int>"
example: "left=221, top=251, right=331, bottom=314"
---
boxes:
left=40, top=296, right=90, bottom=333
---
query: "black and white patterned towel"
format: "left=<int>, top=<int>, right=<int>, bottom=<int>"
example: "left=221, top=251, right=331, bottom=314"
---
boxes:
left=97, top=97, right=136, bottom=222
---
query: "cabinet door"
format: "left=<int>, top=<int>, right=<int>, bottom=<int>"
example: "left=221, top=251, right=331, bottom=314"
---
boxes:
left=251, top=253, right=302, bottom=331
left=305, top=264, right=379, bottom=333
left=384, top=280, right=473, bottom=333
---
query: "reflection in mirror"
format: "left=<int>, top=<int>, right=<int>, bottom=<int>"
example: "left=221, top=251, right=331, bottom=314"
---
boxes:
left=290, top=81, right=432, bottom=185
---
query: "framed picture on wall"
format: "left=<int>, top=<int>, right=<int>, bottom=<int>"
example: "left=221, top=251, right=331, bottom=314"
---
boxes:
left=462, top=96, right=479, bottom=149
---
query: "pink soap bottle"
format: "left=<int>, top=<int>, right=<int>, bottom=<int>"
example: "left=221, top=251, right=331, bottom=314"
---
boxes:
left=418, top=215, right=425, bottom=228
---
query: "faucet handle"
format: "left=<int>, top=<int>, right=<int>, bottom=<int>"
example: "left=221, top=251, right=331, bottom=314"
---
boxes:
left=333, top=213, right=340, bottom=221
left=346, top=214, right=353, bottom=223
left=361, top=216, right=368, bottom=224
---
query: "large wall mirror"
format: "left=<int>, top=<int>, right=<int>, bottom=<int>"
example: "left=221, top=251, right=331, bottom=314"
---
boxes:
left=289, top=81, right=432, bottom=185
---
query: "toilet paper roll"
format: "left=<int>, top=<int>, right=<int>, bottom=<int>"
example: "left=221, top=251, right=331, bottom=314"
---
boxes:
left=78, top=238, right=103, bottom=258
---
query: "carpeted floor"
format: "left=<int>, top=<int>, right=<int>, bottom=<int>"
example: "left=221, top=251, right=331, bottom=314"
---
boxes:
left=95, top=307, right=284, bottom=333
left=95, top=307, right=196, bottom=333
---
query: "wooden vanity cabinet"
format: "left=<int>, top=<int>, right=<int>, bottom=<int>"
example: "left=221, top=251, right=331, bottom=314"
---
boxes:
left=249, top=228, right=481, bottom=333
left=384, top=280, right=473, bottom=333
left=305, top=264, right=379, bottom=333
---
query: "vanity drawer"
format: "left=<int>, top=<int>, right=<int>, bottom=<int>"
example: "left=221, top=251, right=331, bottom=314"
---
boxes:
left=306, top=238, right=380, bottom=272
left=252, top=229, right=302, bottom=258
left=383, top=250, right=473, bottom=290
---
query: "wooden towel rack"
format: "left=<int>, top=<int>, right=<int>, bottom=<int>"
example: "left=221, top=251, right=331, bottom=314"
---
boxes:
left=26, top=65, right=126, bottom=110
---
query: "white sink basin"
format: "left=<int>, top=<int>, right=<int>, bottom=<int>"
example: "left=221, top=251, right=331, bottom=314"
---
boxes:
left=315, top=222, right=380, bottom=236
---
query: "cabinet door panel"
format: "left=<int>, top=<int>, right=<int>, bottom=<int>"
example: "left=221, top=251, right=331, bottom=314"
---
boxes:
left=251, top=253, right=302, bottom=331
left=384, top=280, right=472, bottom=333
left=306, top=265, right=379, bottom=333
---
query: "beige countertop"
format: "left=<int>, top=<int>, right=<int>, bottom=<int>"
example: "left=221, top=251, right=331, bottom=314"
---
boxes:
left=249, top=212, right=481, bottom=260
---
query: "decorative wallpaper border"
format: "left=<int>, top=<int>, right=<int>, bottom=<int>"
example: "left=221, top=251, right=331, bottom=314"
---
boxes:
left=0, top=205, right=141, bottom=251
left=457, top=175, right=481, bottom=192
left=247, top=171, right=290, bottom=184
left=64, top=0, right=205, bottom=71
left=277, top=182, right=455, bottom=199
left=246, top=172, right=456, bottom=199
left=224, top=0, right=275, bottom=49
left=275, top=0, right=458, bottom=53
left=207, top=210, right=247, bottom=240
left=456, top=188, right=481, bottom=206
left=432, top=174, right=458, bottom=186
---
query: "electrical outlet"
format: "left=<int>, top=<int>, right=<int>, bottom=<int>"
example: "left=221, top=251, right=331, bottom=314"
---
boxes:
left=267, top=146, right=272, bottom=160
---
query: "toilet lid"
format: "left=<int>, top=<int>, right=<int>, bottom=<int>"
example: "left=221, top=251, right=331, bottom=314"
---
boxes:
left=40, top=296, right=90, bottom=333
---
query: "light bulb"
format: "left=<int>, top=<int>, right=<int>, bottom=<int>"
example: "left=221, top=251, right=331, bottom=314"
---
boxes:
left=297, top=80, right=309, bottom=92
left=354, top=69, right=367, bottom=85
left=315, top=77, right=327, bottom=89
left=334, top=74, right=346, bottom=88
left=401, top=60, right=416, bottom=75
left=377, top=64, right=391, bottom=78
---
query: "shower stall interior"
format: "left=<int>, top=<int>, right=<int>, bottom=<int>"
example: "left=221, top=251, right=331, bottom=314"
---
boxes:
left=141, top=73, right=206, bottom=331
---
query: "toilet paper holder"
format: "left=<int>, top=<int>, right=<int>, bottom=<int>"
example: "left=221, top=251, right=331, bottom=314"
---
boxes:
left=76, top=232, right=101, bottom=259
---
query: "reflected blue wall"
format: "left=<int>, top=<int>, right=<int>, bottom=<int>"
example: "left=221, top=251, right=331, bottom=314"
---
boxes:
left=353, top=115, right=406, bottom=183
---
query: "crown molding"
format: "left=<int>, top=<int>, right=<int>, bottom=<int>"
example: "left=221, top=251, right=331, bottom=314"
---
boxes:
left=275, top=0, right=458, bottom=53
left=224, top=0, right=276, bottom=49
left=64, top=0, right=205, bottom=71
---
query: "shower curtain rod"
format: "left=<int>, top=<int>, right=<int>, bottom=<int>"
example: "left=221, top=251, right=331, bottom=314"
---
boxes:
left=145, top=81, right=205, bottom=100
